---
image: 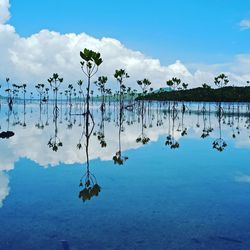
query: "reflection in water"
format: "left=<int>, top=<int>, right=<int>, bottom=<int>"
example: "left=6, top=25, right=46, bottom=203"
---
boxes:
left=1, top=100, right=250, bottom=204
left=78, top=96, right=101, bottom=202
left=165, top=105, right=180, bottom=149
left=1, top=102, right=250, bottom=158
left=113, top=69, right=129, bottom=165
left=1, top=102, right=250, bottom=154
left=78, top=49, right=102, bottom=202
left=212, top=107, right=227, bottom=152
left=0, top=172, right=9, bottom=208
left=48, top=108, right=63, bottom=152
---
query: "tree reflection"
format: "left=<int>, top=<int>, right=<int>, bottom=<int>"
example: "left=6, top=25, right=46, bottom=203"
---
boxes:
left=79, top=169, right=101, bottom=202
left=165, top=103, right=180, bottom=149
left=0, top=98, right=15, bottom=139
left=113, top=69, right=129, bottom=165
left=48, top=111, right=63, bottom=152
left=78, top=48, right=102, bottom=202
left=136, top=79, right=151, bottom=145
left=212, top=105, right=227, bottom=152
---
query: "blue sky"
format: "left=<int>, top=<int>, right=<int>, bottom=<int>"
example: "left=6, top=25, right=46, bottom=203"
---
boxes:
left=1, top=0, right=250, bottom=89
left=8, top=0, right=250, bottom=64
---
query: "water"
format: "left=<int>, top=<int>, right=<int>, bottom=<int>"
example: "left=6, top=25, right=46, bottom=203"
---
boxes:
left=0, top=101, right=250, bottom=250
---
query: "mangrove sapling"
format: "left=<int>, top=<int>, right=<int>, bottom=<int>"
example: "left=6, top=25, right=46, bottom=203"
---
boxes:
left=112, top=69, right=129, bottom=165
left=20, top=84, right=27, bottom=127
left=165, top=108, right=180, bottom=149
left=214, top=73, right=229, bottom=115
left=0, top=110, right=15, bottom=138
left=78, top=48, right=103, bottom=201
left=48, top=73, right=63, bottom=118
left=59, top=92, right=63, bottom=124
left=5, top=78, right=13, bottom=110
left=136, top=79, right=151, bottom=144
left=48, top=106, right=63, bottom=152
left=22, top=84, right=27, bottom=108
left=73, top=88, right=78, bottom=115
left=77, top=80, right=85, bottom=115
left=94, top=76, right=108, bottom=112
left=35, top=83, right=45, bottom=108
left=30, top=92, right=33, bottom=104
left=114, top=69, right=129, bottom=110
left=201, top=111, right=210, bottom=139
left=68, top=84, right=73, bottom=115
left=80, top=48, right=102, bottom=122
left=180, top=107, right=187, bottom=137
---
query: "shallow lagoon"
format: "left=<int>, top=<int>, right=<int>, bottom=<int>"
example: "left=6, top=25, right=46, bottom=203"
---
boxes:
left=0, top=102, right=250, bottom=250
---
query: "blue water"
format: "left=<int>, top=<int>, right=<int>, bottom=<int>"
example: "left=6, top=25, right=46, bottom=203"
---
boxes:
left=0, top=103, right=250, bottom=249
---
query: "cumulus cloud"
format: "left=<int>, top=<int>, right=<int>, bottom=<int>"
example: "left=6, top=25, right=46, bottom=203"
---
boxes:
left=0, top=26, right=196, bottom=90
left=240, top=19, right=250, bottom=30
left=0, top=0, right=249, bottom=92
left=0, top=0, right=10, bottom=24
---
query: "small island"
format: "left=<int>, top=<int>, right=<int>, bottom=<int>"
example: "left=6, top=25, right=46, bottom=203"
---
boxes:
left=138, top=86, right=250, bottom=102
left=137, top=75, right=250, bottom=103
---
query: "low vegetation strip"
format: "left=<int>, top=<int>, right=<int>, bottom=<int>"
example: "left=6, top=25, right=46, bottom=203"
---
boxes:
left=137, top=86, right=250, bottom=102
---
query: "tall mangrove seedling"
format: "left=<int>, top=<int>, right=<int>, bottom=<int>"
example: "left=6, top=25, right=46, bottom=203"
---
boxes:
left=214, top=73, right=229, bottom=115
left=113, top=69, right=129, bottom=165
left=48, top=73, right=63, bottom=118
left=78, top=49, right=103, bottom=200
left=95, top=76, right=108, bottom=112
left=136, top=78, right=151, bottom=144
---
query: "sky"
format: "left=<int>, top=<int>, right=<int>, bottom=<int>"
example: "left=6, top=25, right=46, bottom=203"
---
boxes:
left=1, top=0, right=250, bottom=91
left=8, top=0, right=250, bottom=63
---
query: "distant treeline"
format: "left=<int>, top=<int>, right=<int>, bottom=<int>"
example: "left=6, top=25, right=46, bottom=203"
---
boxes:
left=137, top=86, right=250, bottom=102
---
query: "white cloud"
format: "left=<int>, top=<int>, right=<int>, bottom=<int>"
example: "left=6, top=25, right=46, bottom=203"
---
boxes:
left=0, top=26, right=196, bottom=90
left=0, top=172, right=9, bottom=207
left=235, top=174, right=250, bottom=183
left=0, top=104, right=249, bottom=171
left=0, top=0, right=249, bottom=92
left=240, top=19, right=250, bottom=30
left=0, top=0, right=10, bottom=24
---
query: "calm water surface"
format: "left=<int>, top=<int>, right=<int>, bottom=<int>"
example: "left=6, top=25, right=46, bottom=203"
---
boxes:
left=0, top=102, right=250, bottom=250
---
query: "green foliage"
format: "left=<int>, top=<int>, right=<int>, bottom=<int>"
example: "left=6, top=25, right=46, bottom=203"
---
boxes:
left=114, top=69, right=129, bottom=87
left=202, top=83, right=211, bottom=89
left=113, top=151, right=128, bottom=165
left=48, top=139, right=63, bottom=152
left=94, top=76, right=108, bottom=93
left=137, top=78, right=151, bottom=94
left=136, top=135, right=150, bottom=145
left=77, top=80, right=83, bottom=87
left=114, top=69, right=129, bottom=81
left=80, top=48, right=103, bottom=66
left=212, top=138, right=227, bottom=152
left=35, top=83, right=45, bottom=94
left=166, top=77, right=181, bottom=90
left=80, top=48, right=103, bottom=77
left=165, top=135, right=180, bottom=149
left=214, top=73, right=229, bottom=88
left=47, top=73, right=63, bottom=91
left=182, top=82, right=188, bottom=89
left=114, top=69, right=129, bottom=95
left=138, top=86, right=250, bottom=102
left=79, top=183, right=101, bottom=202
left=79, top=173, right=101, bottom=202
